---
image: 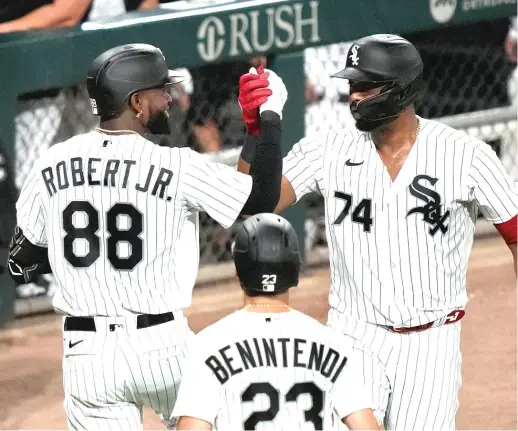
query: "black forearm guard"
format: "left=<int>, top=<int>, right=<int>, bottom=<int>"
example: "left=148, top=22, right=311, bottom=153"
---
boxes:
left=240, top=111, right=282, bottom=216
left=8, top=227, right=51, bottom=284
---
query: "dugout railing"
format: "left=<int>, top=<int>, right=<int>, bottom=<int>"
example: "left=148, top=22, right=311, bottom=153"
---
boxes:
left=0, top=0, right=516, bottom=323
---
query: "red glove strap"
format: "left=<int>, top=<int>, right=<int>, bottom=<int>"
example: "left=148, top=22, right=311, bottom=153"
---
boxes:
left=494, top=215, right=517, bottom=245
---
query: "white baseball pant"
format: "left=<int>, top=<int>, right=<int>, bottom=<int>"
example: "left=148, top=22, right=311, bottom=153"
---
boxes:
left=62, top=312, right=193, bottom=431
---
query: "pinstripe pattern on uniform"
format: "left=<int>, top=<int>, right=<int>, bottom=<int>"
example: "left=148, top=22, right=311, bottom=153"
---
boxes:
left=172, top=309, right=373, bottom=430
left=15, top=129, right=254, bottom=430
left=467, top=141, right=518, bottom=223
left=283, top=117, right=518, bottom=328
left=327, top=313, right=462, bottom=430
left=16, top=159, right=47, bottom=246
left=15, top=130, right=252, bottom=316
left=181, top=150, right=252, bottom=229
left=63, top=315, right=192, bottom=431
left=283, top=116, right=518, bottom=430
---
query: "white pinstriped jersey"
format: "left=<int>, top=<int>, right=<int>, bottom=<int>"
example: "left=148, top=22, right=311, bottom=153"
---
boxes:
left=16, top=131, right=252, bottom=316
left=283, top=116, right=518, bottom=327
left=172, top=309, right=372, bottom=430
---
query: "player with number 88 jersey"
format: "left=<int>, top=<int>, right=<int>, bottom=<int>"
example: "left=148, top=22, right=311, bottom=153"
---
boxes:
left=7, top=44, right=286, bottom=431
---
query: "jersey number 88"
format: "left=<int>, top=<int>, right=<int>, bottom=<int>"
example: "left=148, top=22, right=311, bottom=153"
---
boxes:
left=62, top=200, right=143, bottom=270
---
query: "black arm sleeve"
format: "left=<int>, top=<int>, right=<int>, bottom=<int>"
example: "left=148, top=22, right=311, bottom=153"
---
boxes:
left=240, top=132, right=258, bottom=164
left=239, top=111, right=282, bottom=216
left=7, top=227, right=51, bottom=284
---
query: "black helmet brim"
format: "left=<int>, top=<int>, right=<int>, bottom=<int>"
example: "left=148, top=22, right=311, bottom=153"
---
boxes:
left=331, top=67, right=392, bottom=84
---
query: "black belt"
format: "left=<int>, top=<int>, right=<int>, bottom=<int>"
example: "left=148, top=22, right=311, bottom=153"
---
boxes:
left=64, top=312, right=175, bottom=332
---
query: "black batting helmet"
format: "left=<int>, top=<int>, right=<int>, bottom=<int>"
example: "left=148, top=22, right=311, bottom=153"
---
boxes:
left=86, top=43, right=185, bottom=118
left=233, top=214, right=301, bottom=295
left=332, top=34, right=423, bottom=129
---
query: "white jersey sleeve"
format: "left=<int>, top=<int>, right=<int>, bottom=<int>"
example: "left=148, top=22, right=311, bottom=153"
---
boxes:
left=16, top=160, right=47, bottom=246
left=181, top=150, right=253, bottom=229
left=468, top=141, right=518, bottom=223
left=329, top=346, right=376, bottom=420
left=172, top=339, right=222, bottom=425
left=283, top=136, right=324, bottom=203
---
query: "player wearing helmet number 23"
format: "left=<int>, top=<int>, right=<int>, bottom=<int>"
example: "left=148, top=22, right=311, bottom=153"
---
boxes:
left=173, top=213, right=380, bottom=430
left=238, top=34, right=518, bottom=430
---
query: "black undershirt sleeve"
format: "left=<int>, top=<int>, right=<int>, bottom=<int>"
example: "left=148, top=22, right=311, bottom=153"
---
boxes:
left=239, top=111, right=282, bottom=216
left=240, top=131, right=258, bottom=164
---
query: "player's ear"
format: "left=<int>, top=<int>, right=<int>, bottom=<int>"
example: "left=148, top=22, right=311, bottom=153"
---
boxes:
left=129, top=92, right=143, bottom=116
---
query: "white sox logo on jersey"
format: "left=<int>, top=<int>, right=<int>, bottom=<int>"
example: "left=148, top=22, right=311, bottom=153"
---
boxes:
left=406, top=174, right=450, bottom=236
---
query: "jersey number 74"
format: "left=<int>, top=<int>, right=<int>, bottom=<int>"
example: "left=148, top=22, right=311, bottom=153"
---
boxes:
left=333, top=191, right=373, bottom=232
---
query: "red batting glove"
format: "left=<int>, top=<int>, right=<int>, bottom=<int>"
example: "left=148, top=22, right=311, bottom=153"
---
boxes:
left=238, top=66, right=272, bottom=135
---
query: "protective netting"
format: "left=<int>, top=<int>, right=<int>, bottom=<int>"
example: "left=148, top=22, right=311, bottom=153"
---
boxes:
left=10, top=18, right=518, bottom=276
left=15, top=85, right=98, bottom=190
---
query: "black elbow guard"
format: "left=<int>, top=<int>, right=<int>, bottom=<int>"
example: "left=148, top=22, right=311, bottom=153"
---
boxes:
left=8, top=227, right=51, bottom=284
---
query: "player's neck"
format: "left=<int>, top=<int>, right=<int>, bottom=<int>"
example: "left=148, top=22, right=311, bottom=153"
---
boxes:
left=99, top=114, right=147, bottom=137
left=371, top=108, right=419, bottom=154
left=243, top=292, right=291, bottom=313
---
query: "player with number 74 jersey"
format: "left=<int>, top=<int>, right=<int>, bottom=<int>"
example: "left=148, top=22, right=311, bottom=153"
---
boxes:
left=237, top=34, right=518, bottom=430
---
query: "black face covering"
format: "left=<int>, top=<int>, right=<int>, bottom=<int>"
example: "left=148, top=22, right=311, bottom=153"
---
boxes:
left=349, top=101, right=388, bottom=132
left=146, top=109, right=171, bottom=135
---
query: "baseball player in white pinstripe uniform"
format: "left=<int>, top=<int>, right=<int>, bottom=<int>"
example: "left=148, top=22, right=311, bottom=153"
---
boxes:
left=172, top=213, right=380, bottom=431
left=238, top=34, right=518, bottom=430
left=7, top=44, right=287, bottom=431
